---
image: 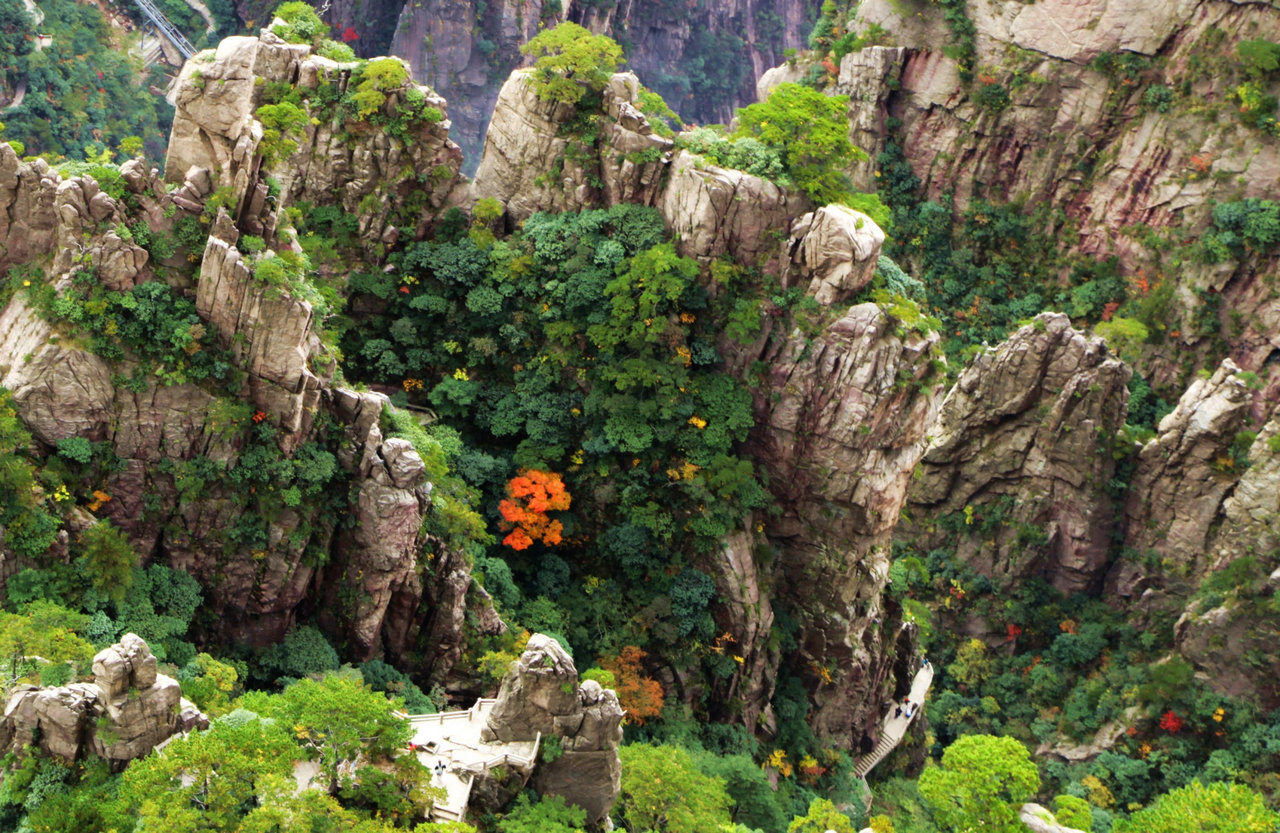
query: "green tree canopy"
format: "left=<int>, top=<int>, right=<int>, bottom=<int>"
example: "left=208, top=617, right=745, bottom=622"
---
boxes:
left=617, top=743, right=733, bottom=833
left=497, top=793, right=586, bottom=833
left=1113, top=781, right=1280, bottom=833
left=520, top=22, right=623, bottom=106
left=0, top=601, right=95, bottom=685
left=242, top=674, right=411, bottom=795
left=789, top=797, right=857, bottom=833
left=116, top=714, right=300, bottom=831
left=918, top=734, right=1041, bottom=833
left=732, top=82, right=867, bottom=207
left=76, top=520, right=139, bottom=603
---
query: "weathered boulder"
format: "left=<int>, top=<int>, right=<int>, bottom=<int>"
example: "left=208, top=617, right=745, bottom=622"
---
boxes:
left=659, top=148, right=806, bottom=271
left=0, top=291, right=116, bottom=446
left=0, top=634, right=208, bottom=767
left=165, top=36, right=262, bottom=189
left=532, top=679, right=625, bottom=825
left=906, top=314, right=1131, bottom=594
left=757, top=58, right=811, bottom=102
left=788, top=204, right=885, bottom=306
left=1019, top=803, right=1089, bottom=833
left=482, top=634, right=623, bottom=826
left=482, top=634, right=580, bottom=743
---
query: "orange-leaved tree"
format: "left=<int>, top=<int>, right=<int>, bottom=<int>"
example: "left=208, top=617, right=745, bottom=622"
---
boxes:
left=601, top=645, right=664, bottom=724
left=498, top=469, right=571, bottom=551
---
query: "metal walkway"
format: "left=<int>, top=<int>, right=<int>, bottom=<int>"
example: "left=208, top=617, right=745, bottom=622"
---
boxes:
left=131, top=0, right=197, bottom=63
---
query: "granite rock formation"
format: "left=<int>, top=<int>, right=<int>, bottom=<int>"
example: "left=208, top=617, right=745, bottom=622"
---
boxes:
left=385, top=0, right=813, bottom=168
left=826, top=0, right=1280, bottom=396
left=473, top=69, right=807, bottom=272
left=482, top=634, right=624, bottom=826
left=0, top=634, right=208, bottom=767
left=472, top=70, right=670, bottom=222
left=743, top=303, right=945, bottom=743
left=905, top=314, right=1132, bottom=595
left=0, top=27, right=490, bottom=677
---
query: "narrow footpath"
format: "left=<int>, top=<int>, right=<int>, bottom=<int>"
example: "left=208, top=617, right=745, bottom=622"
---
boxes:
left=853, top=660, right=934, bottom=779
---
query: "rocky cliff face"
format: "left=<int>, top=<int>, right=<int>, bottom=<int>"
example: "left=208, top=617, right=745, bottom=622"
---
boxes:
left=0, top=635, right=207, bottom=767
left=744, top=302, right=944, bottom=742
left=0, top=27, right=491, bottom=679
left=386, top=0, right=813, bottom=169
left=470, top=68, right=948, bottom=747
left=1111, top=360, right=1251, bottom=603
left=905, top=314, right=1131, bottom=595
left=831, top=0, right=1280, bottom=396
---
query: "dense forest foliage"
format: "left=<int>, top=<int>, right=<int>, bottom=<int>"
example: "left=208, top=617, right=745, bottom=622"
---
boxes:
left=0, top=0, right=176, bottom=160
left=0, top=5, right=1278, bottom=833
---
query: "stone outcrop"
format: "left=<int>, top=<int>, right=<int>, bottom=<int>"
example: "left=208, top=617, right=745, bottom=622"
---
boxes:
left=0, top=144, right=59, bottom=273
left=482, top=634, right=623, bottom=826
left=0, top=634, right=208, bottom=767
left=741, top=302, right=945, bottom=744
left=166, top=27, right=463, bottom=246
left=386, top=0, right=812, bottom=169
left=660, top=150, right=807, bottom=271
left=1121, top=360, right=1249, bottom=586
left=472, top=70, right=670, bottom=222
left=321, top=389, right=433, bottom=660
left=0, top=27, right=490, bottom=684
left=196, top=210, right=322, bottom=440
left=1167, top=414, right=1280, bottom=703
left=905, top=314, right=1131, bottom=594
left=472, top=68, right=808, bottom=272
left=1113, top=360, right=1250, bottom=597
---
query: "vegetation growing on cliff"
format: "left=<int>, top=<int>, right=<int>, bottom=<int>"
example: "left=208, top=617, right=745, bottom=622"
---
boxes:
left=2, top=3, right=1280, bottom=831
left=522, top=22, right=623, bottom=107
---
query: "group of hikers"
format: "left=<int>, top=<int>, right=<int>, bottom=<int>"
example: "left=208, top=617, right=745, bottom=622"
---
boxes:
left=892, top=657, right=930, bottom=721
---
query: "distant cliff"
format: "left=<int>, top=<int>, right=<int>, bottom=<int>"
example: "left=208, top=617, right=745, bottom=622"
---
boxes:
left=378, top=0, right=815, bottom=169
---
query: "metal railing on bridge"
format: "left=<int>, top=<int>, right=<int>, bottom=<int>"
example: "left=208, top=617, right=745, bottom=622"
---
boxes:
left=131, top=0, right=197, bottom=62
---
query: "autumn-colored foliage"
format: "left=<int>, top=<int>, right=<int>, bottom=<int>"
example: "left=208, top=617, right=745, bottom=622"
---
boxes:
left=601, top=646, right=665, bottom=724
left=498, top=469, right=571, bottom=551
left=1160, top=710, right=1184, bottom=733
